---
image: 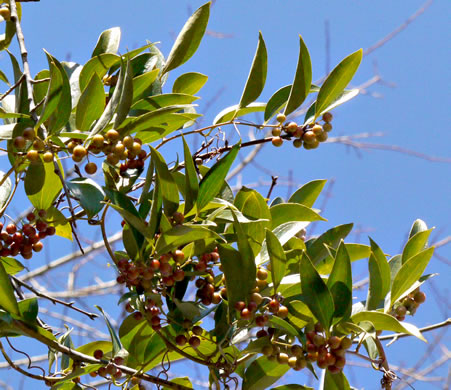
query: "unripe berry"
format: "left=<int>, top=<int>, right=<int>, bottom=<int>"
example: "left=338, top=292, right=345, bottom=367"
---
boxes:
left=286, top=122, right=298, bottom=133
left=323, top=123, right=333, bottom=132
left=257, top=268, right=268, bottom=280
left=106, top=153, right=119, bottom=165
left=27, top=150, right=40, bottom=162
left=32, top=138, right=45, bottom=151
left=172, top=249, right=185, bottom=263
left=316, top=131, right=328, bottom=142
left=272, top=136, right=283, bottom=147
left=106, top=129, right=120, bottom=141
left=277, top=305, right=289, bottom=318
left=303, top=131, right=316, bottom=144
left=322, top=112, right=333, bottom=123
left=92, top=134, right=105, bottom=148
left=414, top=291, right=426, bottom=304
left=276, top=113, right=286, bottom=123
left=250, top=292, right=263, bottom=305
left=293, top=139, right=303, bottom=148
left=261, top=345, right=273, bottom=356
left=172, top=212, right=185, bottom=225
left=189, top=336, right=201, bottom=348
left=72, top=145, right=87, bottom=159
left=84, top=162, right=97, bottom=175
left=22, top=127, right=35, bottom=141
left=240, top=308, right=252, bottom=320
left=303, top=138, right=319, bottom=149
left=13, top=136, right=26, bottom=149
left=192, top=325, right=203, bottom=336
left=311, top=124, right=323, bottom=135
left=294, top=357, right=307, bottom=371
left=175, top=334, right=187, bottom=346
left=277, top=353, right=289, bottom=365
left=340, top=337, right=352, bottom=350
left=328, top=336, right=341, bottom=349
left=395, top=305, right=407, bottom=317
left=271, top=128, right=281, bottom=137
left=42, top=151, right=53, bottom=163
left=123, top=136, right=134, bottom=149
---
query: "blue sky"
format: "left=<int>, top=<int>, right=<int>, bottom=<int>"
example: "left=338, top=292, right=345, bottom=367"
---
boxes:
left=0, top=0, right=449, bottom=389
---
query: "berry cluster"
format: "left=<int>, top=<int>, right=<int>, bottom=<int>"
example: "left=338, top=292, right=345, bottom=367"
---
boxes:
left=175, top=322, right=203, bottom=349
left=391, top=288, right=426, bottom=321
left=271, top=112, right=333, bottom=149
left=0, top=210, right=55, bottom=259
left=88, top=349, right=125, bottom=380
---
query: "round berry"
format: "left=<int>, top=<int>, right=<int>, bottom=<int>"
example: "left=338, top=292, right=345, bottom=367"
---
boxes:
left=276, top=113, right=286, bottom=123
left=175, top=334, right=187, bottom=346
left=106, top=129, right=120, bottom=141
left=323, top=123, right=333, bottom=132
left=23, top=127, right=35, bottom=140
left=414, top=291, right=426, bottom=304
left=42, top=151, right=53, bottom=163
left=189, top=336, right=201, bottom=348
left=85, top=162, right=97, bottom=175
left=13, top=136, right=26, bottom=149
left=27, top=150, right=40, bottom=162
left=93, top=349, right=103, bottom=359
left=271, top=136, right=283, bottom=147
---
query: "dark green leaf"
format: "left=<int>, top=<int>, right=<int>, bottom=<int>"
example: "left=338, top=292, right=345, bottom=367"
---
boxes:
left=213, top=102, right=266, bottom=125
left=162, top=2, right=211, bottom=74
left=114, top=59, right=133, bottom=128
left=96, top=306, right=129, bottom=358
left=366, top=238, right=391, bottom=310
left=132, top=69, right=159, bottom=101
left=299, top=252, right=334, bottom=330
left=132, top=93, right=198, bottom=111
left=390, top=247, right=434, bottom=307
left=79, top=53, right=120, bottom=92
left=7, top=50, right=28, bottom=115
left=0, top=262, right=20, bottom=315
left=66, top=178, right=105, bottom=218
left=321, top=370, right=351, bottom=390
left=197, top=142, right=240, bottom=211
left=266, top=229, right=287, bottom=293
left=351, top=311, right=425, bottom=341
left=182, top=136, right=199, bottom=214
left=242, top=356, right=290, bottom=390
left=402, top=228, right=432, bottom=264
left=150, top=147, right=179, bottom=216
left=91, top=27, right=121, bottom=57
left=315, top=49, right=362, bottom=120
left=284, top=35, right=312, bottom=115
left=270, top=203, right=326, bottom=229
left=238, top=32, right=267, bottom=109
left=25, top=158, right=63, bottom=211
left=264, top=85, right=291, bottom=121
left=173, top=72, right=208, bottom=95
left=289, top=179, right=327, bottom=207
left=75, top=74, right=105, bottom=131
left=327, top=241, right=352, bottom=323
left=268, top=316, right=298, bottom=337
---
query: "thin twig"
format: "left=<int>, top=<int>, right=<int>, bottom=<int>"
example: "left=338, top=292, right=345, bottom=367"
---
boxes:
left=0, top=73, right=25, bottom=101
left=266, top=176, right=278, bottom=201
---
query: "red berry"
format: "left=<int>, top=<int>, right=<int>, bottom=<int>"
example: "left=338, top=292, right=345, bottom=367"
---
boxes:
left=189, top=336, right=201, bottom=348
left=93, top=349, right=103, bottom=359
left=6, top=224, right=16, bottom=235
left=175, top=335, right=187, bottom=346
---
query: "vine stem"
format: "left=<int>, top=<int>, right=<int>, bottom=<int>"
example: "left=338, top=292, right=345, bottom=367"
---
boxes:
left=11, top=320, right=193, bottom=390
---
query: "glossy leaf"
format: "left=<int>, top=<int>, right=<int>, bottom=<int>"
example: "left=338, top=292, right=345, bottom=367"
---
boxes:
left=243, top=356, right=290, bottom=390
left=91, top=27, right=121, bottom=57
left=238, top=32, right=267, bottom=109
left=114, top=59, right=134, bottom=128
left=150, top=147, right=179, bottom=216
left=320, top=370, right=351, bottom=390
left=214, top=102, right=266, bottom=125
left=79, top=53, right=120, bottom=92
left=132, top=93, right=198, bottom=111
left=66, top=178, right=105, bottom=218
left=390, top=247, right=434, bottom=307
left=408, top=219, right=428, bottom=239
left=327, top=241, right=352, bottom=323
left=162, top=2, right=210, bottom=74
left=270, top=203, right=326, bottom=229
left=24, top=158, right=63, bottom=211
left=299, top=252, right=334, bottom=330
left=0, top=257, right=24, bottom=275
left=315, top=49, right=362, bottom=119
left=316, top=243, right=370, bottom=275
left=306, top=223, right=353, bottom=266
left=75, top=74, right=105, bottom=131
left=155, top=225, right=222, bottom=255
left=197, top=142, right=240, bottom=211
left=366, top=238, right=391, bottom=310
left=218, top=244, right=256, bottom=317
left=173, top=72, right=208, bottom=95
left=268, top=315, right=298, bottom=337
left=163, top=378, right=193, bottom=390
left=266, top=229, right=287, bottom=293
left=182, top=136, right=199, bottom=214
left=304, top=88, right=359, bottom=125
left=7, top=51, right=28, bottom=115
left=0, top=170, right=12, bottom=209
left=289, top=179, right=327, bottom=208
left=0, top=262, right=20, bottom=315
left=284, top=35, right=312, bottom=115
left=46, top=206, right=72, bottom=241
left=402, top=228, right=432, bottom=264
left=132, top=68, right=159, bottom=101
left=96, top=306, right=129, bottom=358
left=351, top=311, right=425, bottom=341
left=264, top=85, right=291, bottom=121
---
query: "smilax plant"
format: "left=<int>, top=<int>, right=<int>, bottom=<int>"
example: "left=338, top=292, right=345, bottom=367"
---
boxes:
left=0, top=1, right=439, bottom=389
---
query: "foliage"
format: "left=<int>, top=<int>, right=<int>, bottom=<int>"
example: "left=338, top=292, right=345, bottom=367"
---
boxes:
left=0, top=1, right=437, bottom=389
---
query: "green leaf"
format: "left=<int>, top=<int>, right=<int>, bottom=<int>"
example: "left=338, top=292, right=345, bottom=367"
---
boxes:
left=79, top=53, right=120, bottom=92
left=264, top=85, right=291, bottom=121
left=0, top=3, right=19, bottom=52
left=243, top=356, right=290, bottom=390
left=284, top=35, right=312, bottom=115
left=315, top=49, right=362, bottom=120
left=213, top=102, right=266, bottom=125
left=46, top=206, right=72, bottom=241
left=0, top=257, right=25, bottom=275
left=218, top=243, right=256, bottom=317
left=150, top=147, right=179, bottom=216
left=287, top=299, right=314, bottom=329
left=113, top=59, right=134, bottom=128
left=272, top=385, right=313, bottom=390
left=182, top=136, right=199, bottom=214
left=268, top=315, right=298, bottom=337
left=162, top=2, right=211, bottom=74
left=270, top=203, right=325, bottom=230
left=132, top=93, right=198, bottom=111
left=289, top=179, right=327, bottom=208
left=320, top=370, right=351, bottom=390
left=351, top=311, right=426, bottom=341
left=132, top=69, right=159, bottom=101
left=24, top=158, right=63, bottom=211
left=0, top=262, right=20, bottom=315
left=163, top=377, right=193, bottom=390
left=366, top=238, right=391, bottom=310
left=173, top=72, right=208, bottom=95
left=6, top=50, right=28, bottom=115
left=155, top=225, right=222, bottom=255
left=408, top=219, right=428, bottom=239
left=75, top=74, right=105, bottom=131
left=96, top=306, right=129, bottom=358
left=327, top=241, right=352, bottom=323
left=0, top=170, right=12, bottom=209
left=299, top=252, right=334, bottom=330
left=390, top=247, right=434, bottom=307
left=66, top=178, right=105, bottom=218
left=306, top=223, right=353, bottom=266
left=402, top=228, right=432, bottom=264
left=304, top=88, right=359, bottom=126
left=148, top=176, right=163, bottom=238
left=197, top=143, right=240, bottom=211
left=91, top=27, right=121, bottom=57
left=266, top=229, right=287, bottom=293
left=238, top=32, right=267, bottom=109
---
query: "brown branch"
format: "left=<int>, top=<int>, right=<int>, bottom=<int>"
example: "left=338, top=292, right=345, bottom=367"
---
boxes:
left=266, top=176, right=278, bottom=201
left=0, top=73, right=24, bottom=101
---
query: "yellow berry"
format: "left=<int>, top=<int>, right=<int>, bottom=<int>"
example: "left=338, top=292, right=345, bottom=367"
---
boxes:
left=106, top=129, right=120, bottom=142
left=276, top=113, right=286, bottom=123
left=85, top=162, right=97, bottom=175
left=322, top=112, right=333, bottom=123
left=286, top=122, right=298, bottom=133
left=43, top=151, right=53, bottom=163
left=27, top=150, right=40, bottom=162
left=293, top=139, right=303, bottom=148
left=272, top=137, right=283, bottom=147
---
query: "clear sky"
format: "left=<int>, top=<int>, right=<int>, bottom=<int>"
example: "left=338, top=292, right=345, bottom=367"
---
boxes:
left=0, top=1, right=449, bottom=389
